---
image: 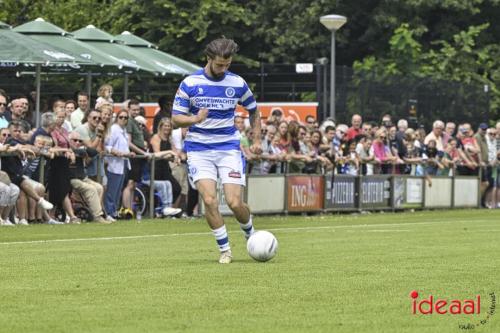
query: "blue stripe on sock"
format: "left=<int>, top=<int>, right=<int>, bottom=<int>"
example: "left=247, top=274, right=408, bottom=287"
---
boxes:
left=216, top=237, right=229, bottom=246
left=242, top=226, right=253, bottom=233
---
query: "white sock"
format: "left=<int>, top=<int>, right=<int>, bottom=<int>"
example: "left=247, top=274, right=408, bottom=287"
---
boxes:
left=212, top=225, right=230, bottom=252
left=239, top=215, right=255, bottom=240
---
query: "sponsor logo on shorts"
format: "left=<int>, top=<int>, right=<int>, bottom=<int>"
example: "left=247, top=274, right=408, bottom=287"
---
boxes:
left=189, top=166, right=198, bottom=175
left=225, top=87, right=236, bottom=98
left=228, top=170, right=241, bottom=178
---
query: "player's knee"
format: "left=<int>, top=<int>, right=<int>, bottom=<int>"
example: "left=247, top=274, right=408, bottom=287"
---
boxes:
left=203, top=195, right=218, bottom=208
left=226, top=197, right=243, bottom=211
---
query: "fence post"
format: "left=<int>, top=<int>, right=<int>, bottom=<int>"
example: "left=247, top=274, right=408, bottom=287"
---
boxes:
left=477, top=166, right=482, bottom=208
left=390, top=173, right=396, bottom=212
left=357, top=163, right=363, bottom=212
left=421, top=163, right=426, bottom=208
left=149, top=155, right=156, bottom=218
left=39, top=156, right=45, bottom=185
left=451, top=164, right=455, bottom=209
left=283, top=171, right=289, bottom=215
left=96, top=154, right=102, bottom=184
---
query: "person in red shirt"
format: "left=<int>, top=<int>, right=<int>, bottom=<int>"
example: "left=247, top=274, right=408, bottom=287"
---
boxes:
left=345, top=114, right=362, bottom=141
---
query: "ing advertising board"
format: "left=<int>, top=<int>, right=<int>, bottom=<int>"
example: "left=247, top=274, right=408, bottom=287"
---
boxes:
left=286, top=175, right=324, bottom=212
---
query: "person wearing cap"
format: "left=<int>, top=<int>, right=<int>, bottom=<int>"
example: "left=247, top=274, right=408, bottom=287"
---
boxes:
left=475, top=122, right=489, bottom=166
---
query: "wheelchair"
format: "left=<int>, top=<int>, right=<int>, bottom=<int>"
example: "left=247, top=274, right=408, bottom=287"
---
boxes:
left=133, top=182, right=163, bottom=218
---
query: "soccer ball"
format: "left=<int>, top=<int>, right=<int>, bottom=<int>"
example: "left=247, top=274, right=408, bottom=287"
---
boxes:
left=247, top=231, right=278, bottom=262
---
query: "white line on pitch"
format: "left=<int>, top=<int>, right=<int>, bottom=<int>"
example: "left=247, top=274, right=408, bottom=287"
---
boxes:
left=0, top=218, right=495, bottom=246
left=346, top=229, right=411, bottom=233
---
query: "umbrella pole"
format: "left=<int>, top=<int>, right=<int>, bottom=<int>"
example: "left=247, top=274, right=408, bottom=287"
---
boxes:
left=35, top=64, right=41, bottom=128
left=86, top=71, right=92, bottom=102
left=123, top=73, right=129, bottom=100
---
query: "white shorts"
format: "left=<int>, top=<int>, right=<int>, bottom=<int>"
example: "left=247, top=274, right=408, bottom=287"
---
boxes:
left=187, top=150, right=246, bottom=186
left=0, top=182, right=20, bottom=206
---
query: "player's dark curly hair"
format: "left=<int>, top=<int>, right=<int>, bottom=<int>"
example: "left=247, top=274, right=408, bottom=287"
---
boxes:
left=204, top=37, right=239, bottom=59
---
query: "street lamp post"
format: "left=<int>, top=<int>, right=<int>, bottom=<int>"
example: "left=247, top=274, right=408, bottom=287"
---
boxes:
left=320, top=14, right=347, bottom=121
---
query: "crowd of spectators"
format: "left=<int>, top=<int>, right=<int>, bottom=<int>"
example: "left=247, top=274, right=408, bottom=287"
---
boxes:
left=243, top=108, right=500, bottom=209
left=0, top=85, right=187, bottom=226
left=0, top=85, right=499, bottom=227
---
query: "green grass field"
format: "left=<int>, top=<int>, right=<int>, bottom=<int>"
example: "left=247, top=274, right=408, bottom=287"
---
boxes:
left=0, top=209, right=499, bottom=333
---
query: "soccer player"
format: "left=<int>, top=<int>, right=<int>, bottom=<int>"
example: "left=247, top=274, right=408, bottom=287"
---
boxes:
left=172, top=37, right=262, bottom=264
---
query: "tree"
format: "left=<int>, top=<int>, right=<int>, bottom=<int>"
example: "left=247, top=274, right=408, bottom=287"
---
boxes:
left=352, top=23, right=498, bottom=124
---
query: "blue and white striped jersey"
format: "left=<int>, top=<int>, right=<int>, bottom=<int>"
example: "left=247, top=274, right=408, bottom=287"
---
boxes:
left=172, top=69, right=257, bottom=152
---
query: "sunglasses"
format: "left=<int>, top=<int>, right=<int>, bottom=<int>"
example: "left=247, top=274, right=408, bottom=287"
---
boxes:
left=92, top=116, right=102, bottom=121
left=379, top=136, right=386, bottom=139
left=1, top=133, right=10, bottom=137
left=71, top=138, right=83, bottom=143
left=307, top=121, right=316, bottom=124
left=0, top=103, right=6, bottom=107
left=118, top=116, right=129, bottom=120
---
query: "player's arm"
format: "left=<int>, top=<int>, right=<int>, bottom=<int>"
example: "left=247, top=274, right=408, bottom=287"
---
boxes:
left=240, top=81, right=262, bottom=154
left=172, top=109, right=208, bottom=128
left=248, top=111, right=262, bottom=155
left=170, top=83, right=208, bottom=128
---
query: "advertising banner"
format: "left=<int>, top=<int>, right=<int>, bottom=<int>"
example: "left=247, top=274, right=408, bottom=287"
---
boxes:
left=454, top=177, right=479, bottom=207
left=115, top=102, right=319, bottom=131
left=237, top=102, right=318, bottom=123
left=324, top=175, right=357, bottom=210
left=393, top=177, right=423, bottom=208
left=286, top=175, right=324, bottom=212
left=247, top=176, right=286, bottom=213
left=360, top=176, right=392, bottom=209
left=424, top=177, right=452, bottom=208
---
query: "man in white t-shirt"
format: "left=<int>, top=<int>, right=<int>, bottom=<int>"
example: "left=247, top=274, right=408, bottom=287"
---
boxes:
left=70, top=91, right=89, bottom=129
left=424, top=120, right=448, bottom=151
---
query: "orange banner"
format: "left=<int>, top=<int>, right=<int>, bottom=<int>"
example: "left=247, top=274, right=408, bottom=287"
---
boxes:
left=114, top=102, right=318, bottom=132
left=236, top=102, right=318, bottom=123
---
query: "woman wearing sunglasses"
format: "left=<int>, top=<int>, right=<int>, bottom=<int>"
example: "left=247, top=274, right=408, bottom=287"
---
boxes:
left=372, top=128, right=398, bottom=174
left=103, top=110, right=134, bottom=220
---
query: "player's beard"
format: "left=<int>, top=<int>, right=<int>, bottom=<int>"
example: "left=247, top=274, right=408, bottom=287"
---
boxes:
left=209, top=62, right=225, bottom=79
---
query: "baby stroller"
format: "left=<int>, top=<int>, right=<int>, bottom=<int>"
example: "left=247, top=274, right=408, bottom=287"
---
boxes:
left=54, top=190, right=93, bottom=222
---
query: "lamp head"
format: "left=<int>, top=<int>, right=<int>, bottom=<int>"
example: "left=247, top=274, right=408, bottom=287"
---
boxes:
left=320, top=15, right=347, bottom=31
